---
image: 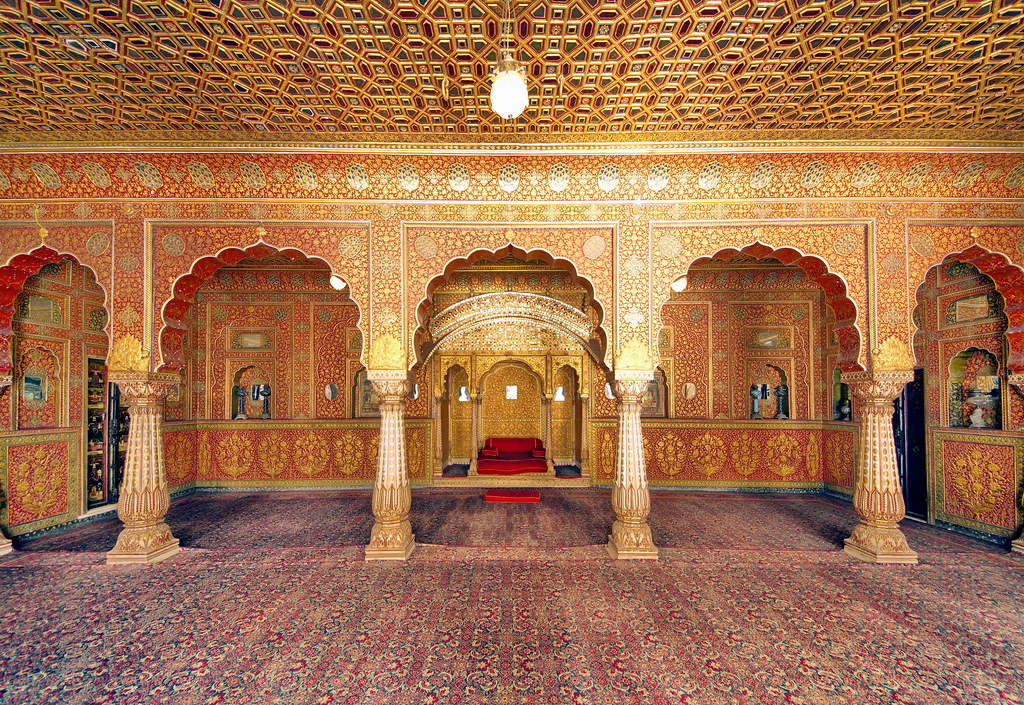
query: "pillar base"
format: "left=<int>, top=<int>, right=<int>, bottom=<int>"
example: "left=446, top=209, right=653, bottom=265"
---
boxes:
left=1011, top=536, right=1024, bottom=555
left=0, top=535, right=12, bottom=557
left=844, top=522, right=918, bottom=564
left=606, top=520, right=659, bottom=560
left=106, top=523, right=181, bottom=565
left=365, top=520, right=416, bottom=561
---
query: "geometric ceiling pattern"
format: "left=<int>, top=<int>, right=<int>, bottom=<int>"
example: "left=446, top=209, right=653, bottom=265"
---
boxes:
left=0, top=0, right=1022, bottom=144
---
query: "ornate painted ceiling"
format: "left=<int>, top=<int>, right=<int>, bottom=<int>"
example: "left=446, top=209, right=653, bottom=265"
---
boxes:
left=0, top=0, right=1022, bottom=147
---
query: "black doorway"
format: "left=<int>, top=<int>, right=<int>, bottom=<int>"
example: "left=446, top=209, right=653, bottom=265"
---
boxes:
left=893, top=368, right=928, bottom=520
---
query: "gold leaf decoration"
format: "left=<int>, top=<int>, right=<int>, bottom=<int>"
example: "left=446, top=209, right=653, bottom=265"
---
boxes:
left=368, top=333, right=406, bottom=371
left=107, top=335, right=150, bottom=374
left=873, top=335, right=915, bottom=373
left=615, top=338, right=653, bottom=372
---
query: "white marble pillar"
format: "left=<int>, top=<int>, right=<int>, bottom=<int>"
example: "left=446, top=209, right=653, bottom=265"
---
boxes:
left=366, top=377, right=415, bottom=560
left=842, top=371, right=918, bottom=564
left=106, top=371, right=181, bottom=564
left=607, top=378, right=658, bottom=560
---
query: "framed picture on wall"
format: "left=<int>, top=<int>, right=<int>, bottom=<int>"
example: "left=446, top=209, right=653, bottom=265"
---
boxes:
left=354, top=370, right=380, bottom=417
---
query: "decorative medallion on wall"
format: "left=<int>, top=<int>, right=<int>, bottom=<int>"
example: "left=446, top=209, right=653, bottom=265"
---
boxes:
left=688, top=308, right=705, bottom=322
left=910, top=231, right=935, bottom=257
left=1005, top=163, right=1024, bottom=189
left=698, top=162, right=722, bottom=190
left=648, top=163, right=670, bottom=192
left=239, top=161, right=266, bottom=189
left=29, top=162, right=61, bottom=189
left=133, top=161, right=162, bottom=189
left=338, top=234, right=361, bottom=258
left=658, top=233, right=682, bottom=258
left=414, top=235, right=438, bottom=259
left=902, top=162, right=932, bottom=188
left=397, top=163, right=419, bottom=192
left=597, top=164, right=620, bottom=192
left=881, top=253, right=904, bottom=273
left=293, top=162, right=318, bottom=190
left=497, top=164, right=520, bottom=192
left=623, top=255, right=644, bottom=276
left=231, top=331, right=273, bottom=350
left=375, top=254, right=399, bottom=275
left=882, top=310, right=904, bottom=326
left=448, top=163, right=470, bottom=192
left=800, top=160, right=828, bottom=188
left=749, top=161, right=775, bottom=190
left=80, top=162, right=111, bottom=189
left=832, top=230, right=860, bottom=256
left=548, top=163, right=570, bottom=192
left=850, top=161, right=880, bottom=188
left=118, top=254, right=140, bottom=273
left=162, top=233, right=186, bottom=257
left=188, top=161, right=215, bottom=189
left=953, top=161, right=986, bottom=188
left=582, top=235, right=606, bottom=260
left=86, top=232, right=109, bottom=257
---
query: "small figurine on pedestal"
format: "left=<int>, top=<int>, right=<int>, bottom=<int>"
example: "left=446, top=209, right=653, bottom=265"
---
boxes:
left=773, top=384, right=789, bottom=419
left=749, top=383, right=769, bottom=419
left=253, top=384, right=272, bottom=419
left=233, top=385, right=249, bottom=420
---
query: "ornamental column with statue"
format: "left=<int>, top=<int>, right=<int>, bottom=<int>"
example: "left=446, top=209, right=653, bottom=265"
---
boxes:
left=365, top=334, right=416, bottom=561
left=841, top=337, right=918, bottom=564
left=105, top=336, right=182, bottom=565
left=607, top=339, right=659, bottom=560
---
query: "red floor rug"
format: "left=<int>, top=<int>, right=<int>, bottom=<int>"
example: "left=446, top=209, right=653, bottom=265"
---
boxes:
left=3, top=491, right=1023, bottom=705
left=484, top=488, right=541, bottom=503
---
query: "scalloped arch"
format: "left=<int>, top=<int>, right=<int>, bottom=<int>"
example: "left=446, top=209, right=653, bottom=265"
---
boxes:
left=414, top=243, right=610, bottom=368
left=158, top=241, right=359, bottom=371
left=914, top=245, right=1024, bottom=376
left=0, top=246, right=108, bottom=377
left=675, top=241, right=864, bottom=372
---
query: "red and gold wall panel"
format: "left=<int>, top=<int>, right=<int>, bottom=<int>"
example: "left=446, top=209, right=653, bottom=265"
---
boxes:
left=0, top=430, right=80, bottom=536
left=172, top=420, right=431, bottom=487
left=934, top=432, right=1023, bottom=537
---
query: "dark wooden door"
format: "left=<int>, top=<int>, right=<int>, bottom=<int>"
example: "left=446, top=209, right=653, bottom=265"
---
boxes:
left=893, top=368, right=928, bottom=520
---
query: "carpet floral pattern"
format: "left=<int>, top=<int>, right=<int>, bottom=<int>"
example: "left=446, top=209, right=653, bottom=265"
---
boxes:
left=2, top=490, right=1022, bottom=704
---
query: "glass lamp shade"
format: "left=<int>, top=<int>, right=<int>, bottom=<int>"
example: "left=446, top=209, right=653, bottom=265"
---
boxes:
left=490, top=59, right=529, bottom=120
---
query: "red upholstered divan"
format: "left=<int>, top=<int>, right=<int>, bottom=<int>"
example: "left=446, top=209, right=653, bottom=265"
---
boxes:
left=477, top=437, right=548, bottom=475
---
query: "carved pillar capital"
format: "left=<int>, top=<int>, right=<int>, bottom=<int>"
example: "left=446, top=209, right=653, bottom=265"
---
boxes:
left=613, top=378, right=649, bottom=404
left=370, top=378, right=411, bottom=403
left=839, top=370, right=917, bottom=564
left=108, top=370, right=180, bottom=406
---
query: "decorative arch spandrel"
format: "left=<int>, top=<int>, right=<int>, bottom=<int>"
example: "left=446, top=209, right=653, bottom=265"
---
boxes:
left=650, top=224, right=867, bottom=372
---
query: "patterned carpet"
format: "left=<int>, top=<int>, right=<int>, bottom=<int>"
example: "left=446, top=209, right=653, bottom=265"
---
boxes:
left=3, top=490, right=1022, bottom=704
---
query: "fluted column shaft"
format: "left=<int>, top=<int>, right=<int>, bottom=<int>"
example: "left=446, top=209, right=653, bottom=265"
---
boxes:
left=366, top=378, right=415, bottom=560
left=468, top=393, right=481, bottom=476
left=607, top=379, right=658, bottom=559
left=106, top=371, right=180, bottom=564
left=843, top=371, right=918, bottom=564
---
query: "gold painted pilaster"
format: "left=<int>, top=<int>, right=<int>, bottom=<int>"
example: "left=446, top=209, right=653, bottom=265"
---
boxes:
left=106, top=370, right=181, bottom=565
left=607, top=377, right=658, bottom=560
left=841, top=370, right=918, bottom=564
left=365, top=375, right=415, bottom=560
left=468, top=393, right=481, bottom=476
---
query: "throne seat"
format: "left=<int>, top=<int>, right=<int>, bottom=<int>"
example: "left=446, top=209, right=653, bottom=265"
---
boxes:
left=476, top=437, right=548, bottom=475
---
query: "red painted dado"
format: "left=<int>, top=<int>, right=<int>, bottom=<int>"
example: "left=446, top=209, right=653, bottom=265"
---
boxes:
left=0, top=246, right=75, bottom=375
left=159, top=243, right=335, bottom=370
left=949, top=245, right=1024, bottom=376
left=690, top=243, right=864, bottom=372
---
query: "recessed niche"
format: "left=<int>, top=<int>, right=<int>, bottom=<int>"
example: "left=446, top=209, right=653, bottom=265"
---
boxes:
left=324, top=383, right=339, bottom=401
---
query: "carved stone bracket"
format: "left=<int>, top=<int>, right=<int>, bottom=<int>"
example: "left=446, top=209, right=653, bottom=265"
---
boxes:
left=607, top=378, right=658, bottom=560
left=366, top=375, right=416, bottom=560
left=840, top=369, right=918, bottom=564
left=106, top=370, right=182, bottom=565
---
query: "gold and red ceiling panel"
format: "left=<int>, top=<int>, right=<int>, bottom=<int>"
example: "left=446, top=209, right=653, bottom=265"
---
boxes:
left=0, top=0, right=1021, bottom=143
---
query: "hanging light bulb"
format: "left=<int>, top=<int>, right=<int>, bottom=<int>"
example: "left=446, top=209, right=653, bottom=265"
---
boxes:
left=329, top=274, right=347, bottom=290
left=490, top=0, right=528, bottom=120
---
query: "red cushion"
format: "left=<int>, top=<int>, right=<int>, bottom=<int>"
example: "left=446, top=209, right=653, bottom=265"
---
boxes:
left=531, top=449, right=546, bottom=458
left=478, top=457, right=548, bottom=475
left=487, top=437, right=542, bottom=453
left=481, top=448, right=499, bottom=457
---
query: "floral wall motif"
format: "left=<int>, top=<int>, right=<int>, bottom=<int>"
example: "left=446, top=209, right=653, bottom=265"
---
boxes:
left=591, top=420, right=855, bottom=488
left=0, top=431, right=79, bottom=535
left=935, top=434, right=1023, bottom=536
